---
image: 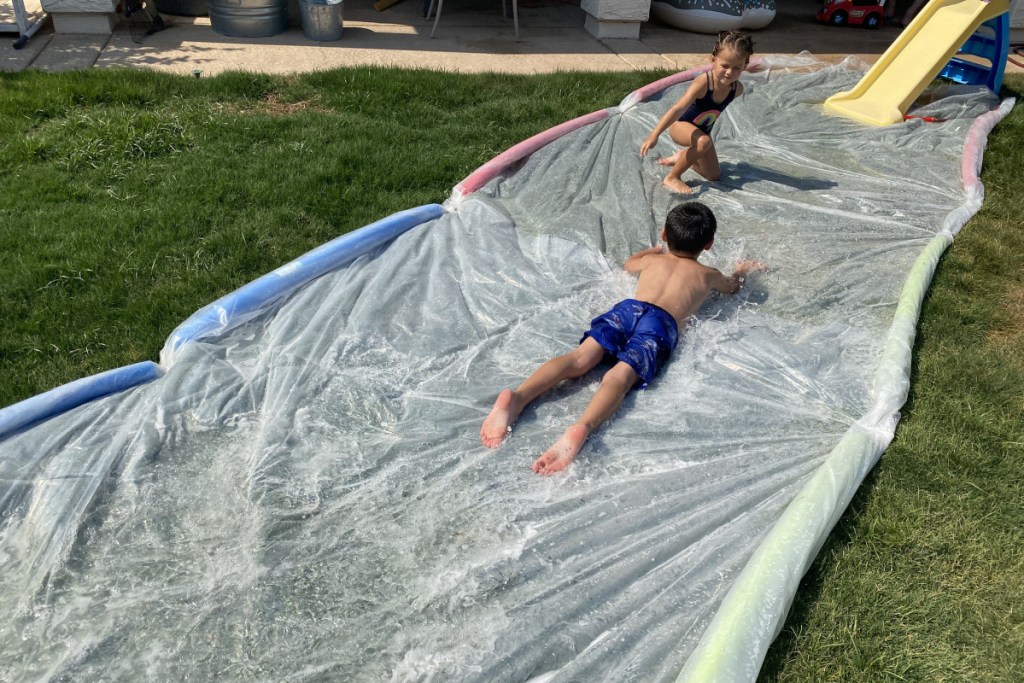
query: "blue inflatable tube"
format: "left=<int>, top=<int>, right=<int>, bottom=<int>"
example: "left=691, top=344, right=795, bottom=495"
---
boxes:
left=162, top=204, right=445, bottom=363
left=1, top=204, right=445, bottom=444
left=0, top=361, right=163, bottom=442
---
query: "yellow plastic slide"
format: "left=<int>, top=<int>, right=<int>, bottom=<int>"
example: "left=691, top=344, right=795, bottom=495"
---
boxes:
left=825, top=0, right=1010, bottom=126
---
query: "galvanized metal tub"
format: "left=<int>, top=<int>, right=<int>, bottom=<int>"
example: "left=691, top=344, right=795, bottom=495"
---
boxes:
left=299, top=0, right=342, bottom=40
left=207, top=0, right=288, bottom=36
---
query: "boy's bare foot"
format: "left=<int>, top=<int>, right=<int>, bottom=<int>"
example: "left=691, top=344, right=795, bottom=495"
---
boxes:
left=481, top=389, right=521, bottom=448
left=657, top=152, right=681, bottom=167
left=662, top=176, right=693, bottom=194
left=532, top=424, right=589, bottom=475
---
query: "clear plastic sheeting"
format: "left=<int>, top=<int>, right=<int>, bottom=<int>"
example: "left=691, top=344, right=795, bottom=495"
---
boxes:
left=0, top=58, right=1008, bottom=682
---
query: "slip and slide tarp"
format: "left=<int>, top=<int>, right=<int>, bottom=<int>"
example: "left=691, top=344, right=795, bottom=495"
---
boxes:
left=0, top=56, right=1012, bottom=681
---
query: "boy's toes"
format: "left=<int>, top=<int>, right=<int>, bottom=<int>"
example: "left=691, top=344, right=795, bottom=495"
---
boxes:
left=480, top=425, right=509, bottom=448
left=531, top=453, right=554, bottom=474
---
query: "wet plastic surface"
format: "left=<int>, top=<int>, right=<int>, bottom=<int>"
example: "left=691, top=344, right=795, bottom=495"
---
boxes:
left=0, top=58, right=1006, bottom=681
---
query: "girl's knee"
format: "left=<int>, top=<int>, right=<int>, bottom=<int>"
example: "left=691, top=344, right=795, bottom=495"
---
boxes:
left=667, top=124, right=690, bottom=145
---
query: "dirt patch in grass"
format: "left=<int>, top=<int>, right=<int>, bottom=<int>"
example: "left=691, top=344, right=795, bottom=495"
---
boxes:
left=216, top=93, right=327, bottom=117
left=260, top=92, right=325, bottom=116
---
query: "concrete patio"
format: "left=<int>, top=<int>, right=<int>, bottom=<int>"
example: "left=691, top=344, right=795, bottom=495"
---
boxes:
left=3, top=0, right=1023, bottom=78
left=2, top=0, right=946, bottom=75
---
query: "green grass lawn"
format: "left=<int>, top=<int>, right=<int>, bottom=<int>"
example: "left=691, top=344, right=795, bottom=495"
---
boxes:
left=1, top=67, right=1021, bottom=681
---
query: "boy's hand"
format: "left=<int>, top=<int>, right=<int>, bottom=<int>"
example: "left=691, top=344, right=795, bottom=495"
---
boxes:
left=733, top=259, right=767, bottom=277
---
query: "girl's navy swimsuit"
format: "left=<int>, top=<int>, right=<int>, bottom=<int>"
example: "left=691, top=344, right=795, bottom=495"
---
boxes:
left=680, top=72, right=738, bottom=135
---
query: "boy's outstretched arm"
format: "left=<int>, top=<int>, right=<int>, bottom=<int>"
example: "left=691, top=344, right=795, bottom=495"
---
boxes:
left=713, top=259, right=767, bottom=294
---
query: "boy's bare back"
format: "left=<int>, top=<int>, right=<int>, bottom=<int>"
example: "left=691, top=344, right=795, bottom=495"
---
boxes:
left=627, top=250, right=742, bottom=327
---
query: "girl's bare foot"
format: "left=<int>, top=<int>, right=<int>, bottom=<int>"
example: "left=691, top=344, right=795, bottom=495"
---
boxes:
left=657, top=152, right=681, bottom=167
left=481, top=389, right=521, bottom=448
left=662, top=176, right=693, bottom=194
left=532, top=424, right=589, bottom=475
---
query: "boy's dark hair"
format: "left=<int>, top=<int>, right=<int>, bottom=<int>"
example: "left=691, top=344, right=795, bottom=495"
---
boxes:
left=664, top=202, right=717, bottom=254
left=713, top=30, right=755, bottom=61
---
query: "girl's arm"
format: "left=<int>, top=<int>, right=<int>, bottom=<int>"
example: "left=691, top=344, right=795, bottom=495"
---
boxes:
left=639, top=78, right=707, bottom=156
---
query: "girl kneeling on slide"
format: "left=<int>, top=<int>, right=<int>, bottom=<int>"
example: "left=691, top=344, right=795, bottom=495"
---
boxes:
left=640, top=31, right=754, bottom=194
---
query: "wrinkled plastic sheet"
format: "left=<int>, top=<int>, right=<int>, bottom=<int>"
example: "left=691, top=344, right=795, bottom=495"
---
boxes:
left=0, top=57, right=1010, bottom=681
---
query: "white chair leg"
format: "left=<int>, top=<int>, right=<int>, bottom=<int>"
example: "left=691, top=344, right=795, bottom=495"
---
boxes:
left=432, top=0, right=516, bottom=40
left=429, top=0, right=443, bottom=37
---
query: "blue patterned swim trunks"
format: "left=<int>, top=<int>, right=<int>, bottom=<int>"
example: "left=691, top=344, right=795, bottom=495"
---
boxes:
left=581, top=298, right=679, bottom=388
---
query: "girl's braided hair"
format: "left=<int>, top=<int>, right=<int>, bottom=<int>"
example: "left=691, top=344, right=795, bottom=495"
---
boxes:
left=713, top=31, right=755, bottom=60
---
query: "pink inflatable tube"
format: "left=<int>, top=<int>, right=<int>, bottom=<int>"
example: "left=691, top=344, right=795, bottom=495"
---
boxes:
left=944, top=97, right=1015, bottom=238
left=619, top=58, right=762, bottom=110
left=960, top=99, right=1012, bottom=205
left=451, top=59, right=764, bottom=204
left=452, top=109, right=612, bottom=202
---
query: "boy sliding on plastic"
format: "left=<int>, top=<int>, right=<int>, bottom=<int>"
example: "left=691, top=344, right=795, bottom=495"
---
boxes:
left=480, top=202, right=765, bottom=474
left=640, top=31, right=755, bottom=195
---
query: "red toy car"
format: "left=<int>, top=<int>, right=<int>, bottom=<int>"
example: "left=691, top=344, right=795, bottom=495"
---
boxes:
left=816, top=0, right=888, bottom=28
